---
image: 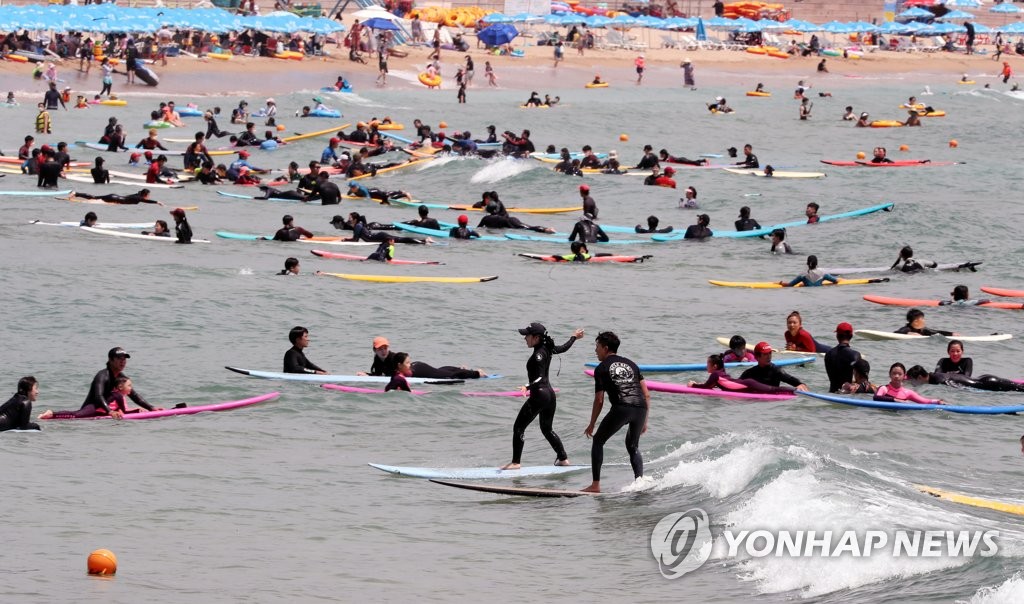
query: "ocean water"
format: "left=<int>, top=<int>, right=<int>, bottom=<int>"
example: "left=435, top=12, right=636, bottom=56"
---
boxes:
left=3, top=72, right=1024, bottom=603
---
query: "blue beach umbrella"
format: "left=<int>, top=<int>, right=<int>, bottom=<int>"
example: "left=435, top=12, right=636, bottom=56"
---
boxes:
left=990, top=3, right=1022, bottom=13
left=705, top=16, right=735, bottom=29
left=635, top=16, right=664, bottom=28
left=937, top=9, right=975, bottom=21
left=820, top=21, right=853, bottom=34
left=510, top=13, right=545, bottom=24
left=943, top=0, right=982, bottom=8
left=998, top=21, right=1024, bottom=33
left=477, top=23, right=519, bottom=47
left=482, top=13, right=511, bottom=24
left=609, top=15, right=638, bottom=28
left=897, top=7, right=934, bottom=18
left=362, top=17, right=401, bottom=30
left=585, top=15, right=612, bottom=28
left=782, top=19, right=820, bottom=33
left=696, top=16, right=707, bottom=41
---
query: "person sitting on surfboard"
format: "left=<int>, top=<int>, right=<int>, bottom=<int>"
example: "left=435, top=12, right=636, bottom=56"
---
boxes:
left=403, top=205, right=441, bottom=231
left=334, top=76, right=350, bottom=91
left=755, top=82, right=767, bottom=94
left=841, top=358, right=877, bottom=394
left=634, top=215, right=673, bottom=234
left=739, top=342, right=808, bottom=391
left=283, top=326, right=327, bottom=375
left=683, top=214, right=712, bottom=240
left=385, top=353, right=413, bottom=392
left=0, top=377, right=41, bottom=432
left=524, top=91, right=543, bottom=107
left=559, top=241, right=592, bottom=262
left=449, top=215, right=481, bottom=240
left=907, top=365, right=1024, bottom=393
left=895, top=309, right=957, bottom=337
left=779, top=255, right=838, bottom=287
left=870, top=147, right=895, bottom=164
left=687, top=354, right=733, bottom=389
left=723, top=335, right=755, bottom=363
left=367, top=237, right=396, bottom=263
left=39, top=348, right=158, bottom=420
left=874, top=363, right=944, bottom=405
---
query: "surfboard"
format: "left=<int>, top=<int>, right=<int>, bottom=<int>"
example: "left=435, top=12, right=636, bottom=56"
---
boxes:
left=797, top=391, right=1024, bottom=414
left=321, top=384, right=428, bottom=395
left=32, top=220, right=154, bottom=229
left=517, top=253, right=653, bottom=263
left=723, top=168, right=825, bottom=179
left=713, top=337, right=826, bottom=358
left=225, top=366, right=464, bottom=385
left=370, top=463, right=590, bottom=480
left=65, top=174, right=184, bottom=189
left=653, top=203, right=895, bottom=242
left=980, top=287, right=1024, bottom=298
left=349, top=158, right=435, bottom=181
left=822, top=261, right=982, bottom=275
left=506, top=233, right=653, bottom=246
left=41, top=392, right=279, bottom=420
left=0, top=190, right=72, bottom=196
left=915, top=484, right=1024, bottom=517
left=282, top=123, right=350, bottom=143
left=391, top=199, right=581, bottom=215
left=430, top=479, right=602, bottom=497
left=854, top=330, right=1012, bottom=343
left=214, top=232, right=376, bottom=246
left=391, top=222, right=505, bottom=241
left=583, top=355, right=815, bottom=372
left=821, top=159, right=954, bottom=167
left=321, top=272, right=498, bottom=284
left=217, top=190, right=302, bottom=203
left=862, top=295, right=1024, bottom=310
left=710, top=278, right=889, bottom=289
left=80, top=226, right=210, bottom=243
left=310, top=250, right=442, bottom=265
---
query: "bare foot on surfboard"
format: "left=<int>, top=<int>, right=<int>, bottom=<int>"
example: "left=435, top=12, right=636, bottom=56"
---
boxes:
left=499, top=463, right=521, bottom=470
left=554, top=459, right=571, bottom=466
left=581, top=482, right=601, bottom=493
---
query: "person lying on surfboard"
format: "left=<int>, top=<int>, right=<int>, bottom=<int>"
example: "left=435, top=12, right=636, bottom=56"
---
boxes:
left=68, top=189, right=164, bottom=206
left=936, top=339, right=972, bottom=375
left=778, top=255, right=838, bottom=287
left=870, top=147, right=894, bottom=164
left=874, top=363, right=944, bottom=405
left=895, top=309, right=957, bottom=337
left=907, top=366, right=1024, bottom=393
left=658, top=149, right=708, bottom=166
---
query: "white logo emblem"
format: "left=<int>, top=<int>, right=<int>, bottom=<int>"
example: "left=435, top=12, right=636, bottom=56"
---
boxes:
left=650, top=508, right=713, bottom=579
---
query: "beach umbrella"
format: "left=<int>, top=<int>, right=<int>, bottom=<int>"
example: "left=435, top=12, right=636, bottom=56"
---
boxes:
left=897, top=7, right=934, bottom=18
left=972, top=23, right=993, bottom=33
left=999, top=21, right=1024, bottom=32
left=990, top=3, right=1022, bottom=13
left=756, top=19, right=789, bottom=31
left=878, top=21, right=914, bottom=34
left=918, top=22, right=966, bottom=34
left=352, top=6, right=398, bottom=21
left=820, top=21, right=854, bottom=34
left=937, top=9, right=975, bottom=20
left=585, top=15, right=612, bottom=28
left=731, top=17, right=764, bottom=32
left=705, top=16, right=735, bottom=30
left=510, top=13, right=545, bottom=24
left=609, top=14, right=638, bottom=28
left=635, top=16, right=664, bottom=28
left=362, top=17, right=401, bottom=30
left=660, top=17, right=696, bottom=30
left=847, top=21, right=879, bottom=32
left=696, top=16, right=707, bottom=41
left=782, top=19, right=820, bottom=33
left=477, top=23, right=519, bottom=46
left=482, top=12, right=512, bottom=24
left=943, top=0, right=982, bottom=8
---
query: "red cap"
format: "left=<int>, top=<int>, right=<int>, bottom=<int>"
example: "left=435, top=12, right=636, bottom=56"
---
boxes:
left=238, top=150, right=250, bottom=158
left=579, top=184, right=590, bottom=192
left=664, top=166, right=676, bottom=175
left=40, top=144, right=52, bottom=153
left=329, top=137, right=341, bottom=145
left=754, top=342, right=773, bottom=355
left=458, top=214, right=468, bottom=224
left=129, top=152, right=141, bottom=162
left=836, top=322, right=854, bottom=334
left=144, top=151, right=153, bottom=159
left=170, top=207, right=186, bottom=217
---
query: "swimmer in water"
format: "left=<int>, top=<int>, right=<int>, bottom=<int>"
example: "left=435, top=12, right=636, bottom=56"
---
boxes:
left=874, top=362, right=944, bottom=404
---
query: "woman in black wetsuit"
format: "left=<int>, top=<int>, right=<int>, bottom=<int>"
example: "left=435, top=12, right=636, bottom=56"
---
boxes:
left=342, top=212, right=429, bottom=245
left=365, top=336, right=486, bottom=380
left=0, top=376, right=41, bottom=432
left=500, top=323, right=585, bottom=470
left=906, top=365, right=1024, bottom=393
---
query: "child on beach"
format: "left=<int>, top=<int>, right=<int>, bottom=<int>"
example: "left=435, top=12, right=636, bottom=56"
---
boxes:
left=485, top=61, right=496, bottom=87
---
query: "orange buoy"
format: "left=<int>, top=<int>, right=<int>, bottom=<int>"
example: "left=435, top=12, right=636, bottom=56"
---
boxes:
left=619, top=133, right=629, bottom=142
left=856, top=151, right=866, bottom=160
left=949, top=139, right=959, bottom=148
left=898, top=144, right=909, bottom=151
left=276, top=124, right=285, bottom=131
left=87, top=549, right=117, bottom=576
left=438, top=121, right=448, bottom=128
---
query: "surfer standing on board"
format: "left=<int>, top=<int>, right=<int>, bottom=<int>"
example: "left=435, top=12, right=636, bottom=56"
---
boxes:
left=499, top=323, right=584, bottom=471
left=582, top=332, right=649, bottom=493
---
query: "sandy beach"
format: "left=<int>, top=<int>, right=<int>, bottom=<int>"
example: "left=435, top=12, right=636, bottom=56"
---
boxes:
left=1, top=42, right=1016, bottom=97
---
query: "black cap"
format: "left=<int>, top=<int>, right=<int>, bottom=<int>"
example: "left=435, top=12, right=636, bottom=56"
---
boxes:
left=108, top=347, right=131, bottom=359
left=518, top=322, right=546, bottom=336
left=330, top=215, right=345, bottom=225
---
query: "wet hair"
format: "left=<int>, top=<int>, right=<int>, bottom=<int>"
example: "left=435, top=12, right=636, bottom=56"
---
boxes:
left=349, top=212, right=366, bottom=225
left=646, top=216, right=659, bottom=229
left=739, top=206, right=751, bottom=218
left=852, top=358, right=870, bottom=379
left=900, top=245, right=914, bottom=260
left=806, top=255, right=818, bottom=270
left=393, top=352, right=409, bottom=369
left=596, top=331, right=620, bottom=353
left=729, top=335, right=746, bottom=351
left=807, top=202, right=820, bottom=212
left=571, top=241, right=588, bottom=255
left=906, top=308, right=925, bottom=323
left=906, top=365, right=928, bottom=380
left=947, top=339, right=964, bottom=353
left=17, top=376, right=37, bottom=396
left=155, top=219, right=169, bottom=232
left=288, top=326, right=308, bottom=344
left=707, top=354, right=725, bottom=370
left=771, top=228, right=786, bottom=240
left=418, top=204, right=429, bottom=218
left=952, top=285, right=969, bottom=301
left=285, top=257, right=299, bottom=271
left=113, top=375, right=131, bottom=390
left=787, top=310, right=803, bottom=325
left=889, top=362, right=907, bottom=375
left=94, top=156, right=104, bottom=166
left=697, top=214, right=710, bottom=227
left=84, top=211, right=97, bottom=222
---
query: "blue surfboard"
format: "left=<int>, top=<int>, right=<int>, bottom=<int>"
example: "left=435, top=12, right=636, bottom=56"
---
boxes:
left=798, top=391, right=1024, bottom=415
left=583, top=356, right=816, bottom=372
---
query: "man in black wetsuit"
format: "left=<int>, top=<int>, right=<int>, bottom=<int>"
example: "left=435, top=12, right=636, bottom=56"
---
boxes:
left=403, top=205, right=440, bottom=230
left=569, top=212, right=609, bottom=243
left=43, top=81, right=66, bottom=111
left=449, top=214, right=481, bottom=239
left=500, top=323, right=584, bottom=470
left=824, top=322, right=861, bottom=392
left=583, top=331, right=650, bottom=493
left=579, top=185, right=598, bottom=218
left=634, top=144, right=659, bottom=170
left=70, top=188, right=163, bottom=205
left=37, top=148, right=62, bottom=188
left=40, top=348, right=156, bottom=420
left=739, top=342, right=808, bottom=390
left=0, top=376, right=41, bottom=432
left=315, top=172, right=341, bottom=205
left=906, top=366, right=1024, bottom=393
left=477, top=205, right=554, bottom=233
left=269, top=214, right=314, bottom=242
left=734, top=144, right=759, bottom=168
left=284, top=326, right=326, bottom=374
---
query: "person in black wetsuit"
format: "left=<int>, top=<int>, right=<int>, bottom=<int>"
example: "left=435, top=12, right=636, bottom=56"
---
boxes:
left=268, top=214, right=314, bottom=242
left=403, top=205, right=440, bottom=230
left=364, top=336, right=484, bottom=379
left=582, top=331, right=650, bottom=493
left=658, top=149, right=707, bottom=166
left=569, top=213, right=608, bottom=243
left=683, top=214, right=713, bottom=239
left=449, top=214, right=480, bottom=239
left=734, top=144, right=759, bottom=168
left=70, top=189, right=163, bottom=205
left=91, top=156, right=110, bottom=184
left=824, top=322, right=862, bottom=392
left=499, top=323, right=584, bottom=470
left=895, top=308, right=957, bottom=337
left=634, top=144, right=659, bottom=170
left=936, top=340, right=972, bottom=375
left=634, top=215, right=673, bottom=234
left=578, top=185, right=598, bottom=218
left=735, top=206, right=761, bottom=231
left=340, top=212, right=429, bottom=245
left=38, top=347, right=157, bottom=420
left=477, top=204, right=554, bottom=233
left=283, top=326, right=326, bottom=374
left=37, top=149, right=62, bottom=188
left=385, top=352, right=413, bottom=392
left=907, top=365, right=1024, bottom=393
left=169, top=207, right=193, bottom=244
left=0, top=376, right=41, bottom=432
left=739, top=342, right=808, bottom=390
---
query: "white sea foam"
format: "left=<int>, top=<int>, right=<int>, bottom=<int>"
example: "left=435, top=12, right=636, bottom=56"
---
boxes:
left=958, top=571, right=1024, bottom=604
left=469, top=157, right=538, bottom=183
left=636, top=443, right=783, bottom=498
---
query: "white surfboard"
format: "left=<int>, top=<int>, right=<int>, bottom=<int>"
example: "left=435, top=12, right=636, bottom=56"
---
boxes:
left=369, top=463, right=590, bottom=480
left=81, top=226, right=210, bottom=243
left=854, top=330, right=1012, bottom=343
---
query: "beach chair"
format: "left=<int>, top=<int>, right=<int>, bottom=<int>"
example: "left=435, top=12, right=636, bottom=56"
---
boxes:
left=598, top=30, right=626, bottom=50
left=622, top=32, right=649, bottom=51
left=677, top=35, right=700, bottom=51
left=660, top=34, right=678, bottom=49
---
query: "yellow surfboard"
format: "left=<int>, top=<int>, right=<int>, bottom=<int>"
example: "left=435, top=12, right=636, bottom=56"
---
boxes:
left=350, top=158, right=435, bottom=181
left=915, top=484, right=1024, bottom=517
left=322, top=272, right=497, bottom=284
left=709, top=278, right=888, bottom=289
left=282, top=123, right=350, bottom=143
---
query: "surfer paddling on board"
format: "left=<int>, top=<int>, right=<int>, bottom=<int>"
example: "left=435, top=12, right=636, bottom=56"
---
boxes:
left=68, top=189, right=164, bottom=206
left=284, top=326, right=327, bottom=375
left=499, top=323, right=584, bottom=471
left=39, top=348, right=159, bottom=420
left=907, top=365, right=1024, bottom=393
left=582, top=331, right=650, bottom=493
left=361, top=337, right=487, bottom=380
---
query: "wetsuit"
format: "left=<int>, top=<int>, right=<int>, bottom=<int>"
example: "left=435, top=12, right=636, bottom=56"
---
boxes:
left=736, top=153, right=759, bottom=168
left=448, top=226, right=480, bottom=239
left=824, top=343, right=862, bottom=392
left=510, top=336, right=578, bottom=464
left=370, top=352, right=397, bottom=377
left=690, top=369, right=731, bottom=389
left=405, top=217, right=440, bottom=230
left=366, top=241, right=395, bottom=262
left=870, top=156, right=894, bottom=164
left=683, top=225, right=712, bottom=239
left=663, top=154, right=705, bottom=166
left=739, top=363, right=803, bottom=388
left=580, top=155, right=601, bottom=169
left=785, top=269, right=838, bottom=287
left=283, top=347, right=324, bottom=374
left=591, top=354, right=647, bottom=481
left=37, top=160, right=61, bottom=188
left=410, top=362, right=481, bottom=380
left=184, top=143, right=211, bottom=171
left=927, top=372, right=1024, bottom=392
left=317, top=181, right=341, bottom=205
left=205, top=115, right=228, bottom=139
left=581, top=195, right=597, bottom=218
left=175, top=220, right=192, bottom=244
left=635, top=225, right=673, bottom=234
left=635, top=153, right=659, bottom=170
left=477, top=214, right=548, bottom=232
left=0, top=393, right=40, bottom=431
left=50, top=367, right=153, bottom=418
left=74, top=192, right=158, bottom=204
left=272, top=226, right=314, bottom=242
left=569, top=219, right=609, bottom=243
left=257, top=186, right=307, bottom=201
left=385, top=373, right=411, bottom=392
left=895, top=324, right=953, bottom=337
left=351, top=222, right=422, bottom=245
left=735, top=217, right=762, bottom=231
left=936, top=357, right=972, bottom=376
left=43, top=88, right=63, bottom=110
left=91, top=167, right=110, bottom=184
